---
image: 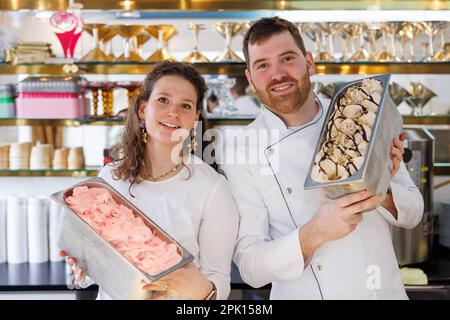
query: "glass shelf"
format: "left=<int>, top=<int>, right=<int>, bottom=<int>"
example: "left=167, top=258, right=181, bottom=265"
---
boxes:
left=434, top=163, right=450, bottom=176
left=313, top=62, right=450, bottom=75
left=0, top=167, right=100, bottom=177
left=402, top=115, right=450, bottom=125
left=207, top=116, right=256, bottom=126
left=0, top=115, right=449, bottom=127
left=0, top=62, right=246, bottom=76
left=0, top=117, right=124, bottom=127
left=1, top=0, right=446, bottom=11
left=0, top=165, right=446, bottom=177
left=1, top=62, right=449, bottom=75
left=208, top=116, right=450, bottom=126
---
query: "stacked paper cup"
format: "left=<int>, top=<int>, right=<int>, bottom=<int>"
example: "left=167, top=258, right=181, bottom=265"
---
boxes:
left=30, top=144, right=53, bottom=170
left=68, top=147, right=84, bottom=170
left=49, top=200, right=64, bottom=262
left=53, top=148, right=69, bottom=170
left=0, top=144, right=9, bottom=169
left=0, top=197, right=6, bottom=263
left=6, top=196, right=28, bottom=263
left=27, top=197, right=49, bottom=263
left=9, top=142, right=32, bottom=169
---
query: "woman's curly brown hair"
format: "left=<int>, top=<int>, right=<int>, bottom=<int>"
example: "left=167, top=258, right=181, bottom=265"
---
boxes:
left=110, top=61, right=214, bottom=194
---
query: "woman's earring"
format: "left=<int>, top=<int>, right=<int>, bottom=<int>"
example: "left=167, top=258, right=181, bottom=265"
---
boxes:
left=141, top=128, right=147, bottom=144
left=188, top=137, right=198, bottom=153
left=139, top=120, right=147, bottom=144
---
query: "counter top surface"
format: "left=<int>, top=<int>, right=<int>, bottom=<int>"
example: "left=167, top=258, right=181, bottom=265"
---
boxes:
left=0, top=261, right=74, bottom=291
left=1, top=245, right=449, bottom=292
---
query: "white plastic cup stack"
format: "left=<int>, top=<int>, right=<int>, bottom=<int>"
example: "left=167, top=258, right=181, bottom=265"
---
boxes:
left=27, top=196, right=49, bottom=263
left=0, top=197, right=7, bottom=263
left=52, top=148, right=69, bottom=170
left=6, top=196, right=28, bottom=263
left=49, top=200, right=64, bottom=262
left=68, top=147, right=84, bottom=170
left=0, top=144, right=9, bottom=169
left=30, top=144, right=54, bottom=170
left=9, top=142, right=32, bottom=170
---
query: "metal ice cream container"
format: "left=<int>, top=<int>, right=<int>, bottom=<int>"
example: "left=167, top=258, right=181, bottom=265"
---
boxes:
left=51, top=177, right=194, bottom=300
left=304, top=74, right=403, bottom=201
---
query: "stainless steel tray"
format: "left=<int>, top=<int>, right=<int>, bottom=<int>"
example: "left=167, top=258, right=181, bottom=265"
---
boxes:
left=51, top=177, right=194, bottom=300
left=304, top=74, right=403, bottom=202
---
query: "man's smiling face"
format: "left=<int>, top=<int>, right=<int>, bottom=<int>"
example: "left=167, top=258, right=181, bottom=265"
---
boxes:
left=245, top=31, right=314, bottom=116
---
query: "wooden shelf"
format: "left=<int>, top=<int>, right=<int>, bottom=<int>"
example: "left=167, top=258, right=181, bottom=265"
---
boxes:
left=1, top=62, right=449, bottom=75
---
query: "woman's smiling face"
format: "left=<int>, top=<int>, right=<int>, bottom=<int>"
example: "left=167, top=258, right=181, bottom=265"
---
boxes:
left=139, top=75, right=200, bottom=146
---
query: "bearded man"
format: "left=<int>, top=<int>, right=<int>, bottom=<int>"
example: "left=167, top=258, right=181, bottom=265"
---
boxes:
left=221, top=17, right=423, bottom=300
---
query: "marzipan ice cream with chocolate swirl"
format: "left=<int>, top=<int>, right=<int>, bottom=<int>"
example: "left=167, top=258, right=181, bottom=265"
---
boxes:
left=311, top=78, right=383, bottom=182
left=305, top=74, right=402, bottom=200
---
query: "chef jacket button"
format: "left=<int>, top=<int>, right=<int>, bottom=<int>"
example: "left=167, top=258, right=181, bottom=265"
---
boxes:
left=316, top=264, right=323, bottom=271
left=286, top=187, right=292, bottom=194
left=267, top=148, right=274, bottom=156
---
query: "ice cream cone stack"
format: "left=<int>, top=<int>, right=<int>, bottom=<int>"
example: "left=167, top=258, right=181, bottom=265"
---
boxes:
left=68, top=147, right=84, bottom=170
left=9, top=142, right=32, bottom=170
left=52, top=148, right=69, bottom=170
left=30, top=144, right=53, bottom=170
left=0, top=144, right=9, bottom=169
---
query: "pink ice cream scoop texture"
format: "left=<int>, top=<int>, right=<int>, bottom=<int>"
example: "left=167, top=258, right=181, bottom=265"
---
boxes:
left=65, top=186, right=182, bottom=275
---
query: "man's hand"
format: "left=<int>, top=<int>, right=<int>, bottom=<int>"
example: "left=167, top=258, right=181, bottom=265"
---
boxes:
left=381, top=131, right=408, bottom=219
left=390, top=131, right=408, bottom=178
left=299, top=190, right=381, bottom=264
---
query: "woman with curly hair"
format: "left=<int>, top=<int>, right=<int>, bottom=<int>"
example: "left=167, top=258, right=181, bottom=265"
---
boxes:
left=61, top=61, right=239, bottom=300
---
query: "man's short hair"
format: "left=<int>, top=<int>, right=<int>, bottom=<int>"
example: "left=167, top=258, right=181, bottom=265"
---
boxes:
left=242, top=17, right=307, bottom=67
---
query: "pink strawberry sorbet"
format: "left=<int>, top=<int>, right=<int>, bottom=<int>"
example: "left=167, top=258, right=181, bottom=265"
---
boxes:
left=65, top=186, right=182, bottom=275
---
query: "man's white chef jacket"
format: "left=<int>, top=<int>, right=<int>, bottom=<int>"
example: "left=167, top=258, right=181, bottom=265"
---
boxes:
left=221, top=95, right=424, bottom=300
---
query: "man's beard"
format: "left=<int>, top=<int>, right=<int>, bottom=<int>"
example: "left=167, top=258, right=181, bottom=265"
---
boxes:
left=255, top=72, right=311, bottom=115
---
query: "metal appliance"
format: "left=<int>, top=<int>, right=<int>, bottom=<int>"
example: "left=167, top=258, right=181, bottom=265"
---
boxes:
left=390, top=128, right=434, bottom=265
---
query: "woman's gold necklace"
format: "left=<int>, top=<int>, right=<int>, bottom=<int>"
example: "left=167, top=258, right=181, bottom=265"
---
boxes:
left=149, top=164, right=181, bottom=182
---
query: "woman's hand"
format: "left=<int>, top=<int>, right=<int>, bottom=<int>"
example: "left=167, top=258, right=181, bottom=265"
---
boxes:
left=141, top=262, right=213, bottom=300
left=59, top=250, right=87, bottom=288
